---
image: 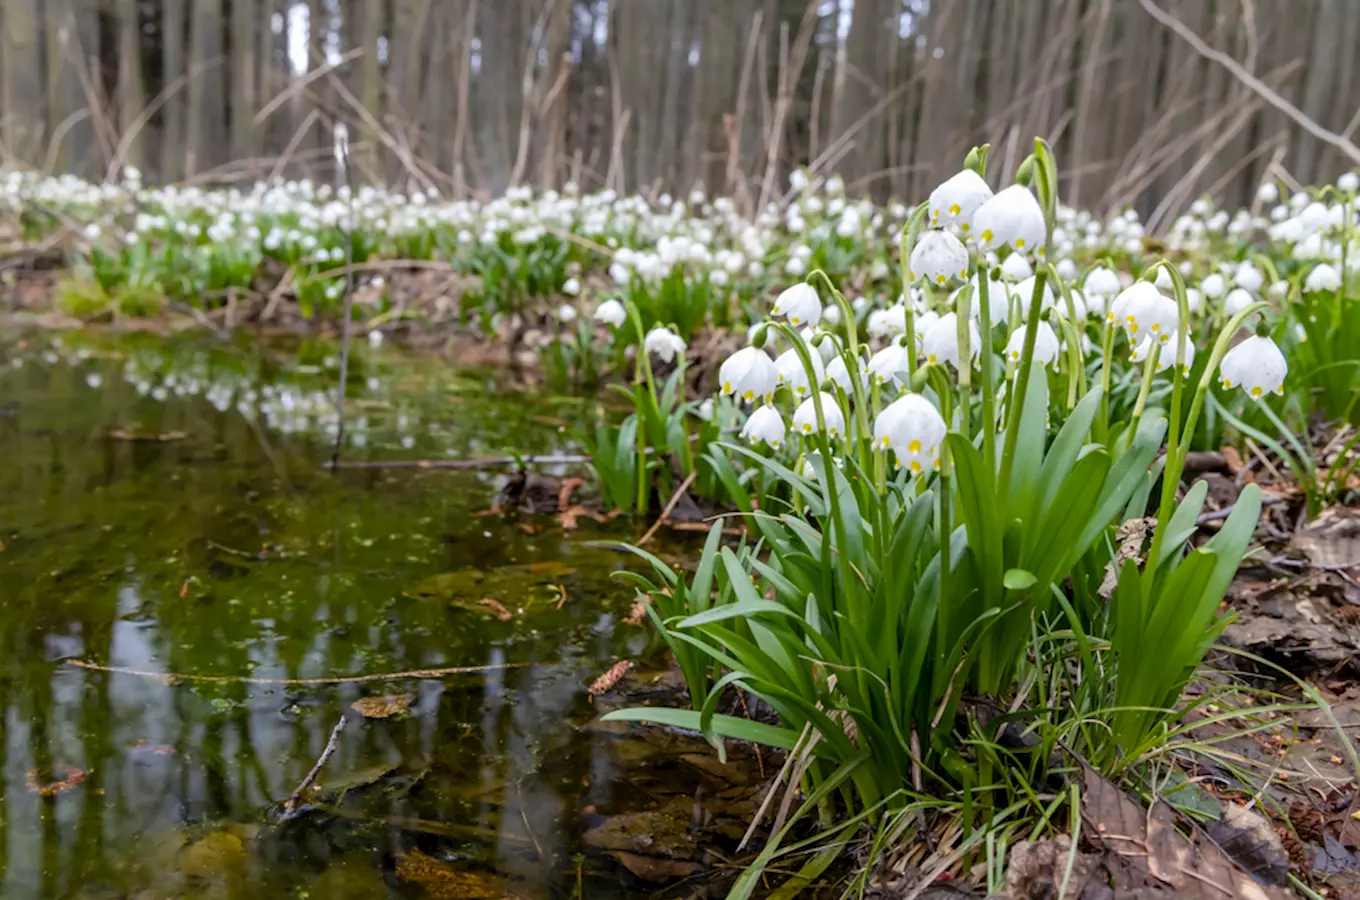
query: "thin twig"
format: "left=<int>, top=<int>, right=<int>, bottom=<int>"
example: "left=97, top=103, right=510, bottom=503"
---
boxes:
left=283, top=716, right=347, bottom=816
left=637, top=470, right=698, bottom=546
left=331, top=129, right=355, bottom=470
left=1138, top=0, right=1360, bottom=167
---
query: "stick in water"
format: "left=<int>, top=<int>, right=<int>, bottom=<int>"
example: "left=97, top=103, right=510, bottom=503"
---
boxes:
left=284, top=715, right=347, bottom=815
left=330, top=123, right=355, bottom=469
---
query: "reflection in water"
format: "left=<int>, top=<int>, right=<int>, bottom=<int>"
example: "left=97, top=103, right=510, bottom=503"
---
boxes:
left=0, top=332, right=728, bottom=899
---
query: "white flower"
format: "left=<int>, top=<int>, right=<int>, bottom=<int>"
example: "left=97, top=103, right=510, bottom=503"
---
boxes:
left=921, top=312, right=980, bottom=368
left=558, top=303, right=578, bottom=323
left=740, top=404, right=786, bottom=449
left=1234, top=261, right=1263, bottom=292
left=1256, top=182, right=1279, bottom=203
left=909, top=230, right=970, bottom=287
left=821, top=303, right=842, bottom=326
left=1223, top=287, right=1255, bottom=317
left=594, top=298, right=627, bottom=327
left=1005, top=321, right=1061, bottom=368
left=562, top=277, right=581, bottom=296
left=772, top=283, right=822, bottom=326
left=1127, top=284, right=1179, bottom=342
left=873, top=393, right=947, bottom=474
left=719, top=346, right=778, bottom=404
left=1153, top=267, right=1174, bottom=290
left=1200, top=273, right=1226, bottom=298
left=1131, top=331, right=1193, bottom=373
left=1185, top=288, right=1204, bottom=314
left=1304, top=263, right=1341, bottom=293
left=1339, top=172, right=1359, bottom=193
left=644, top=326, right=687, bottom=363
left=367, top=330, right=384, bottom=348
left=774, top=347, right=826, bottom=398
left=966, top=274, right=1011, bottom=327
left=999, top=253, right=1033, bottom=282
left=867, top=342, right=913, bottom=385
left=826, top=354, right=864, bottom=392
left=1219, top=336, right=1287, bottom=399
left=1014, top=274, right=1057, bottom=319
left=696, top=398, right=715, bottom=421
left=867, top=304, right=908, bottom=338
left=974, top=185, right=1046, bottom=254
left=928, top=170, right=993, bottom=233
left=793, top=393, right=845, bottom=436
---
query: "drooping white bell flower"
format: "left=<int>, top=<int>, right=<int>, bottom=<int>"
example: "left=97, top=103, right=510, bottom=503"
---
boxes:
left=1200, top=273, right=1226, bottom=299
left=821, top=303, right=843, bottom=326
left=911, top=309, right=941, bottom=351
left=1185, top=287, right=1204, bottom=314
left=1127, top=285, right=1179, bottom=343
left=1219, top=336, right=1287, bottom=399
left=1153, top=267, right=1174, bottom=291
left=965, top=274, right=1011, bottom=327
left=644, top=326, right=687, bottom=363
left=1014, top=274, right=1057, bottom=319
left=1234, top=261, right=1263, bottom=293
left=866, top=308, right=898, bottom=339
left=771, top=283, right=822, bottom=326
left=974, top=185, right=1046, bottom=254
left=1340, top=171, right=1359, bottom=193
left=909, top=230, right=971, bottom=287
left=719, top=346, right=778, bottom=404
left=867, top=341, right=914, bottom=385
left=1131, top=331, right=1194, bottom=373
left=740, top=404, right=787, bottom=449
left=999, top=253, right=1033, bottom=282
left=774, top=347, right=825, bottom=398
left=1005, top=321, right=1061, bottom=368
left=1055, top=258, right=1078, bottom=281
left=594, top=298, right=627, bottom=327
left=921, top=312, right=980, bottom=368
left=695, top=398, right=715, bottom=421
left=1083, top=267, right=1122, bottom=304
left=928, top=170, right=993, bottom=233
left=825, top=354, right=866, bottom=392
left=1223, top=287, right=1255, bottom=317
left=1304, top=263, right=1341, bottom=293
left=873, top=393, right=947, bottom=474
left=563, top=277, right=582, bottom=296
left=792, top=393, right=845, bottom=437
left=1109, top=281, right=1161, bottom=338
left=558, top=303, right=578, bottom=323
left=803, top=328, right=842, bottom=363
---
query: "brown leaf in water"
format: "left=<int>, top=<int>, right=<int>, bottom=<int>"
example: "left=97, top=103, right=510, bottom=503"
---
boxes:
left=394, top=849, right=505, bottom=899
left=588, top=660, right=632, bottom=698
left=1081, top=764, right=1292, bottom=899
left=608, top=850, right=698, bottom=882
left=554, top=584, right=568, bottom=610
left=476, top=598, right=513, bottom=621
left=624, top=597, right=650, bottom=627
left=25, top=766, right=86, bottom=797
left=351, top=693, right=413, bottom=719
left=515, top=522, right=543, bottom=535
left=556, top=476, right=584, bottom=511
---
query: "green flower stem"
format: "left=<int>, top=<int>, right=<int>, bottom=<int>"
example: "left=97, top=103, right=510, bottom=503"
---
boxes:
left=897, top=204, right=930, bottom=381
left=808, top=269, right=873, bottom=474
left=1045, top=263, right=1086, bottom=409
left=1097, top=321, right=1115, bottom=443
left=1126, top=342, right=1160, bottom=447
left=624, top=298, right=661, bottom=516
left=775, top=322, right=859, bottom=627
left=954, top=284, right=973, bottom=437
left=998, top=269, right=1049, bottom=498
left=1144, top=301, right=1270, bottom=578
left=975, top=258, right=998, bottom=476
left=1149, top=261, right=1192, bottom=533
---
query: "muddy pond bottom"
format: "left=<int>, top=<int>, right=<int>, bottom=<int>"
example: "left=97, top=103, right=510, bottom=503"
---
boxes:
left=0, top=332, right=742, bottom=899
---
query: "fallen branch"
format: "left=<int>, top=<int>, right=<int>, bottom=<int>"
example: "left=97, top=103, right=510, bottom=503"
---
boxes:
left=283, top=716, right=346, bottom=815
left=324, top=454, right=592, bottom=471
left=1195, top=494, right=1285, bottom=525
left=637, top=469, right=698, bottom=546
left=65, top=658, right=530, bottom=685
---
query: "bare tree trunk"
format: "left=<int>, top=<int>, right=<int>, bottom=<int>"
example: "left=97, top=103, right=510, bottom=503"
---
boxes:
left=115, top=0, right=145, bottom=170
left=231, top=0, right=258, bottom=160
left=44, top=0, right=96, bottom=174
left=162, top=0, right=186, bottom=181
left=186, top=0, right=226, bottom=177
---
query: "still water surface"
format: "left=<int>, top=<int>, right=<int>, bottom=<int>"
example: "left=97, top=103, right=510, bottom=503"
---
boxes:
left=0, top=333, right=736, bottom=899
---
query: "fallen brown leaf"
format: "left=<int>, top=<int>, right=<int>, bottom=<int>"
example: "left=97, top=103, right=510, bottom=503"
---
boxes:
left=588, top=660, right=632, bottom=698
left=351, top=693, right=413, bottom=719
left=476, top=597, right=513, bottom=621
left=25, top=766, right=86, bottom=797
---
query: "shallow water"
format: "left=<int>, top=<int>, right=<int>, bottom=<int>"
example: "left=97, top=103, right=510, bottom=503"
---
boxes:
left=0, top=333, right=735, bottom=899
